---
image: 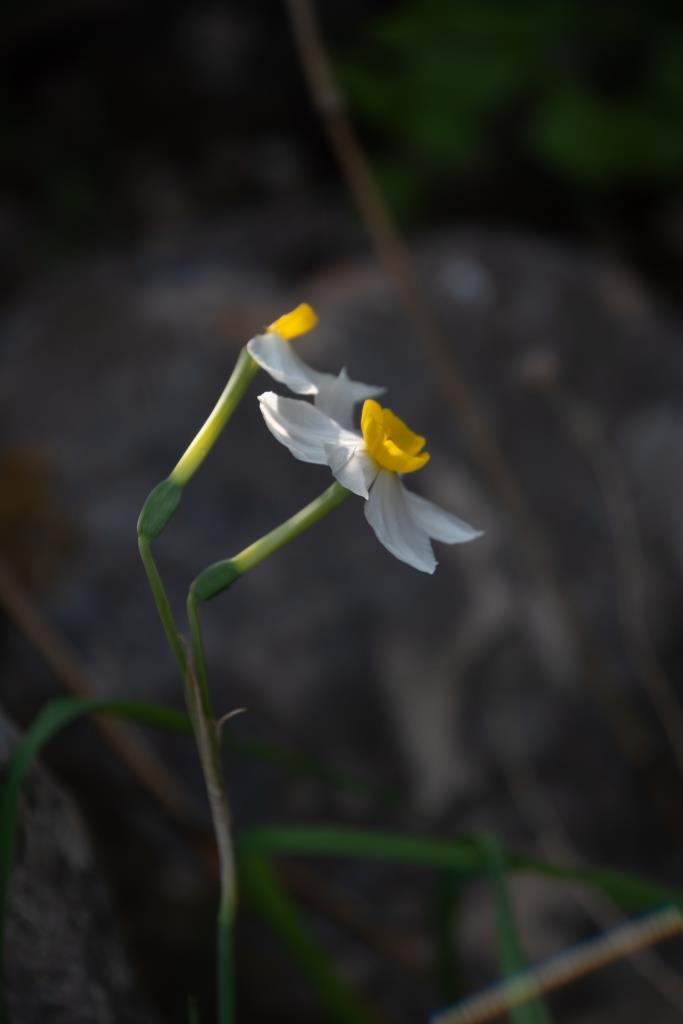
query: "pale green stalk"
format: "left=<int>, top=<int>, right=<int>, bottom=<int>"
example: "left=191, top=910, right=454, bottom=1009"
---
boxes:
left=187, top=591, right=214, bottom=720
left=139, top=348, right=350, bottom=1024
left=171, top=349, right=259, bottom=486
left=138, top=536, right=186, bottom=675
left=138, top=348, right=259, bottom=542
left=139, top=540, right=236, bottom=1024
left=138, top=347, right=260, bottom=1024
left=181, top=483, right=352, bottom=1024
left=191, top=482, right=351, bottom=603
left=233, top=481, right=351, bottom=574
left=183, top=633, right=237, bottom=1024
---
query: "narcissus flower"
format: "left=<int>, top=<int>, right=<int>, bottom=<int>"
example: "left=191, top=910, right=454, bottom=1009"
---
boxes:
left=247, top=304, right=383, bottom=429
left=258, top=391, right=482, bottom=572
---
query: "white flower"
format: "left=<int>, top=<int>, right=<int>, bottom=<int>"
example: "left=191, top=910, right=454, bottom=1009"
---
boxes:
left=247, top=303, right=383, bottom=429
left=258, top=390, right=482, bottom=573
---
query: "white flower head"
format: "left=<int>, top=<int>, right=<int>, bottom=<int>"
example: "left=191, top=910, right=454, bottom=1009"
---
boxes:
left=258, top=390, right=483, bottom=573
left=247, top=304, right=383, bottom=429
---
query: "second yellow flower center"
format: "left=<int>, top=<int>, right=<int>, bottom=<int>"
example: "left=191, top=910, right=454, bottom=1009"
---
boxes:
left=361, top=399, right=430, bottom=474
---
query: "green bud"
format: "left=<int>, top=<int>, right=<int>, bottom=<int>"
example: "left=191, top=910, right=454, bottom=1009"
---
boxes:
left=137, top=479, right=183, bottom=539
left=191, top=560, right=240, bottom=602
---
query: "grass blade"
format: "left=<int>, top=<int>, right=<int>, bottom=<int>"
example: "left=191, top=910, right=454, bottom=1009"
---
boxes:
left=477, top=834, right=552, bottom=1024
left=239, top=825, right=683, bottom=911
left=432, top=869, right=465, bottom=1003
left=240, top=825, right=483, bottom=872
left=507, top=853, right=683, bottom=913
left=239, top=852, right=377, bottom=1024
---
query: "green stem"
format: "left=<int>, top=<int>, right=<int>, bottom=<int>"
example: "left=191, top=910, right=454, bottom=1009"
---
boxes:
left=217, top=894, right=235, bottom=1024
left=138, top=348, right=259, bottom=1024
left=138, top=535, right=186, bottom=675
left=232, top=481, right=351, bottom=575
left=152, top=477, right=349, bottom=1023
left=183, top=482, right=353, bottom=1022
left=186, top=591, right=215, bottom=721
left=143, top=575, right=236, bottom=1024
left=192, top=482, right=352, bottom=602
left=139, top=537, right=237, bottom=1021
left=186, top=592, right=237, bottom=1023
left=183, top=653, right=237, bottom=1024
left=171, top=349, right=259, bottom=486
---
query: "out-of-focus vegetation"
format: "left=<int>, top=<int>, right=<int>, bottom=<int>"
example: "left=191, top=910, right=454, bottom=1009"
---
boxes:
left=4, top=1, right=683, bottom=257
left=1, top=0, right=682, bottom=304
left=339, top=0, right=683, bottom=222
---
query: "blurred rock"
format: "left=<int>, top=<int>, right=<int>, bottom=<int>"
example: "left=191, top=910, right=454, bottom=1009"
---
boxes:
left=1, top=212, right=683, bottom=1020
left=0, top=710, right=157, bottom=1024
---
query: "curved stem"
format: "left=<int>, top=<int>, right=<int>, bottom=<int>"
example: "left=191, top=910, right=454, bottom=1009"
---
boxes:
left=138, top=347, right=260, bottom=1024
left=183, top=617, right=237, bottom=1024
left=187, top=591, right=215, bottom=720
left=141, top=477, right=349, bottom=1022
left=232, top=481, right=351, bottom=576
left=138, top=536, right=186, bottom=675
left=183, top=483, right=352, bottom=1021
left=171, top=349, right=259, bottom=486
left=139, top=536, right=237, bottom=1022
left=217, top=894, right=236, bottom=1024
left=192, top=482, right=352, bottom=604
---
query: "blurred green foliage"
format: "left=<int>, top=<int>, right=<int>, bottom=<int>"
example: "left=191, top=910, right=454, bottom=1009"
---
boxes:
left=338, top=0, right=683, bottom=218
left=4, top=700, right=683, bottom=1019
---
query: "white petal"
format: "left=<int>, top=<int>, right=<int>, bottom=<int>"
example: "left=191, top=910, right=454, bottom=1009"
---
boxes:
left=312, top=367, right=385, bottom=430
left=247, top=333, right=317, bottom=395
left=324, top=444, right=378, bottom=498
left=364, top=470, right=437, bottom=573
left=404, top=490, right=483, bottom=544
left=258, top=392, right=354, bottom=465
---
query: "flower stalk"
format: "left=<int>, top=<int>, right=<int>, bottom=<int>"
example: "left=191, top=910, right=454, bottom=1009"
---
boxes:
left=171, top=349, right=260, bottom=488
left=137, top=535, right=186, bottom=674
left=183, top=647, right=237, bottom=1024
left=179, top=482, right=355, bottom=1022
left=137, top=305, right=365, bottom=1024
left=139, top=537, right=237, bottom=1024
left=191, top=481, right=352, bottom=603
left=137, top=343, right=262, bottom=1024
left=180, top=487, right=352, bottom=1024
left=138, top=349, right=260, bottom=542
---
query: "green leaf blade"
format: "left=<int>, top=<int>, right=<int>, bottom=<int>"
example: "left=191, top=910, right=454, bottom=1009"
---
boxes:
left=477, top=834, right=552, bottom=1024
left=239, top=852, right=377, bottom=1024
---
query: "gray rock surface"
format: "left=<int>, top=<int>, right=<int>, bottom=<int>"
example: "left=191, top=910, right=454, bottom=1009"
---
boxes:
left=0, top=711, right=157, bottom=1023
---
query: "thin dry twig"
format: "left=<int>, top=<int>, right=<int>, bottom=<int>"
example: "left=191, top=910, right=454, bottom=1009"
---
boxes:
left=550, top=388, right=683, bottom=781
left=488, top=691, right=683, bottom=1012
left=432, top=906, right=683, bottom=1024
left=285, top=0, right=525, bottom=527
left=284, top=0, right=683, bottom=842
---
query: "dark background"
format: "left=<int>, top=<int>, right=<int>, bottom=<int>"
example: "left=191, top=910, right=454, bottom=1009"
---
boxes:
left=1, top=3, right=683, bottom=1023
left=3, top=1, right=683, bottom=299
